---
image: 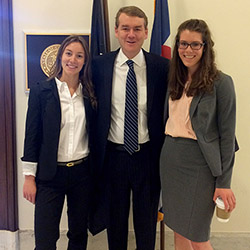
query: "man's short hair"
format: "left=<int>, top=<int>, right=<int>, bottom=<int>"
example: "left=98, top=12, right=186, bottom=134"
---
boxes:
left=115, top=6, right=148, bottom=29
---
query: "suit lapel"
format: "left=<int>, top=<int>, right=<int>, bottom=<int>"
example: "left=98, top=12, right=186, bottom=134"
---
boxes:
left=84, top=97, right=93, bottom=135
left=41, top=78, right=60, bottom=104
left=163, top=90, right=170, bottom=124
left=189, top=94, right=202, bottom=119
left=41, top=78, right=61, bottom=125
left=102, top=51, right=119, bottom=117
left=51, top=79, right=61, bottom=119
left=106, top=52, right=117, bottom=99
left=144, top=51, right=155, bottom=117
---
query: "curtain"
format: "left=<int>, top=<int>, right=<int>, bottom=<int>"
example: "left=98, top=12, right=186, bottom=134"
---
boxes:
left=0, top=0, right=18, bottom=231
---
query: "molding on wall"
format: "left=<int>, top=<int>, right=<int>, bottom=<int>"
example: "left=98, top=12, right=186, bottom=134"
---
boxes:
left=15, top=230, right=250, bottom=249
left=0, top=230, right=19, bottom=250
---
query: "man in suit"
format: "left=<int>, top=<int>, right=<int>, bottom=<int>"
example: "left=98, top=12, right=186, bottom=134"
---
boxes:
left=91, top=6, right=169, bottom=250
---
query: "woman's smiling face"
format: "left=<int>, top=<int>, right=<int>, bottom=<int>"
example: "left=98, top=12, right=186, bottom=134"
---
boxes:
left=178, top=30, right=204, bottom=75
left=61, top=42, right=85, bottom=79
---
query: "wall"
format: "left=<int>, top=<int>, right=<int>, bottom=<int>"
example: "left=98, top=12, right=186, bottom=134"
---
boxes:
left=13, top=0, right=250, bottom=233
left=167, top=0, right=250, bottom=233
left=13, top=0, right=93, bottom=231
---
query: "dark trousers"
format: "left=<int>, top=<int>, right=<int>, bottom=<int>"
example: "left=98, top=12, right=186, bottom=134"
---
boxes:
left=34, top=159, right=91, bottom=250
left=106, top=142, right=160, bottom=250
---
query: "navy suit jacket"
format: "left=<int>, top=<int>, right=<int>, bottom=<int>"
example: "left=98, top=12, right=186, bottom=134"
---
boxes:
left=21, top=78, right=94, bottom=181
left=92, top=49, right=169, bottom=175
left=89, top=49, right=169, bottom=235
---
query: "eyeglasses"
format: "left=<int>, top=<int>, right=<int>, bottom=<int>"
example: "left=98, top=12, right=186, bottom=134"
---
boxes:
left=177, top=41, right=205, bottom=50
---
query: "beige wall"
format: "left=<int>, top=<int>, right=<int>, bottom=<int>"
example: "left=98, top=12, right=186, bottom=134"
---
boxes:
left=166, top=0, right=250, bottom=233
left=14, top=0, right=250, bottom=233
left=14, top=0, right=93, bottom=230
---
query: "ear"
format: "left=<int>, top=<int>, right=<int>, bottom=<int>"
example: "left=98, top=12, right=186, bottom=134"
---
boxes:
left=115, top=26, right=118, bottom=38
left=144, top=29, right=148, bottom=39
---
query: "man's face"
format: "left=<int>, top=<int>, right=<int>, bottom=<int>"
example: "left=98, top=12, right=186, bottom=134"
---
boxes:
left=115, top=13, right=148, bottom=59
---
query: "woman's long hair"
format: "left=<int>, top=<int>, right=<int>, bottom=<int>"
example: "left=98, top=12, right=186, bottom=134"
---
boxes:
left=169, top=19, right=219, bottom=100
left=49, top=35, right=97, bottom=108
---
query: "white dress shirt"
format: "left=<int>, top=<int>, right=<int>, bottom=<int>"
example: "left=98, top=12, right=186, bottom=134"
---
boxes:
left=108, top=49, right=149, bottom=144
left=22, top=78, right=89, bottom=176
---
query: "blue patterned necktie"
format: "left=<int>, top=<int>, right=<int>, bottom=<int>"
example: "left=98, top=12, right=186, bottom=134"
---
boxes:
left=124, top=60, right=138, bottom=154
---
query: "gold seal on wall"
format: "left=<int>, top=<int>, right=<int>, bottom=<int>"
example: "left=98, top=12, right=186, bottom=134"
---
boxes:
left=40, top=44, right=60, bottom=76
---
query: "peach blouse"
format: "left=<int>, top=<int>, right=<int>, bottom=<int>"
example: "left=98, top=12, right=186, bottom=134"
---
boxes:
left=165, top=90, right=197, bottom=140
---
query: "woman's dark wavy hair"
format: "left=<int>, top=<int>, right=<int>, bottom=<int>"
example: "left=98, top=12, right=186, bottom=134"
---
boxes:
left=48, top=35, right=97, bottom=108
left=169, top=19, right=219, bottom=100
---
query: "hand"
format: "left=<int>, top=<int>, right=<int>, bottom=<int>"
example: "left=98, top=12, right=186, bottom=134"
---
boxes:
left=23, top=175, right=37, bottom=204
left=213, top=188, right=236, bottom=212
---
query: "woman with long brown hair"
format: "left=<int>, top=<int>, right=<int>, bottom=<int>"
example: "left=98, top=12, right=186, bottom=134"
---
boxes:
left=22, top=35, right=95, bottom=249
left=160, top=19, right=237, bottom=249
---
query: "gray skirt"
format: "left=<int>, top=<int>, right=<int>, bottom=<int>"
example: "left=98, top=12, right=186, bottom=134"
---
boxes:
left=160, top=135, right=216, bottom=242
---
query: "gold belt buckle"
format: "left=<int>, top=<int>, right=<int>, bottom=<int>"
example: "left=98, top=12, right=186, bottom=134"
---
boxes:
left=66, top=162, right=74, bottom=167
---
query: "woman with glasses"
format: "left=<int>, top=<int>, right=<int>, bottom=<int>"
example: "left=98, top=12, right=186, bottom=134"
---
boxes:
left=160, top=19, right=237, bottom=249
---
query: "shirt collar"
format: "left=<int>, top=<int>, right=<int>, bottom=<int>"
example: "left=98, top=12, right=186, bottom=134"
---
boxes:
left=116, top=49, right=144, bottom=67
left=75, top=83, right=83, bottom=97
left=55, top=77, right=83, bottom=97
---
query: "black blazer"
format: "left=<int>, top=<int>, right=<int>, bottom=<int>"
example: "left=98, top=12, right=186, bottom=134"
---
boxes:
left=21, top=78, right=94, bottom=181
left=91, top=49, right=169, bottom=175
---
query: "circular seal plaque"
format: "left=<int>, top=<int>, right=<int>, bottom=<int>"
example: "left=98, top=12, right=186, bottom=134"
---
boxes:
left=40, top=44, right=60, bottom=76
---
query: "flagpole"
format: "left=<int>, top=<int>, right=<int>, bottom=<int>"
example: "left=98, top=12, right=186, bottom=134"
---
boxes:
left=150, top=0, right=171, bottom=249
left=160, top=220, right=165, bottom=250
left=103, top=0, right=110, bottom=52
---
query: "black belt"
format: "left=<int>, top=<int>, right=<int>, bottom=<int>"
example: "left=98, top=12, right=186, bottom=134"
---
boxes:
left=107, top=141, right=150, bottom=153
left=57, top=157, right=88, bottom=167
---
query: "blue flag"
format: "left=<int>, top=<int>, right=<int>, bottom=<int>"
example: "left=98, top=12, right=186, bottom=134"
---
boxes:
left=150, top=0, right=171, bottom=59
left=90, top=0, right=110, bottom=57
